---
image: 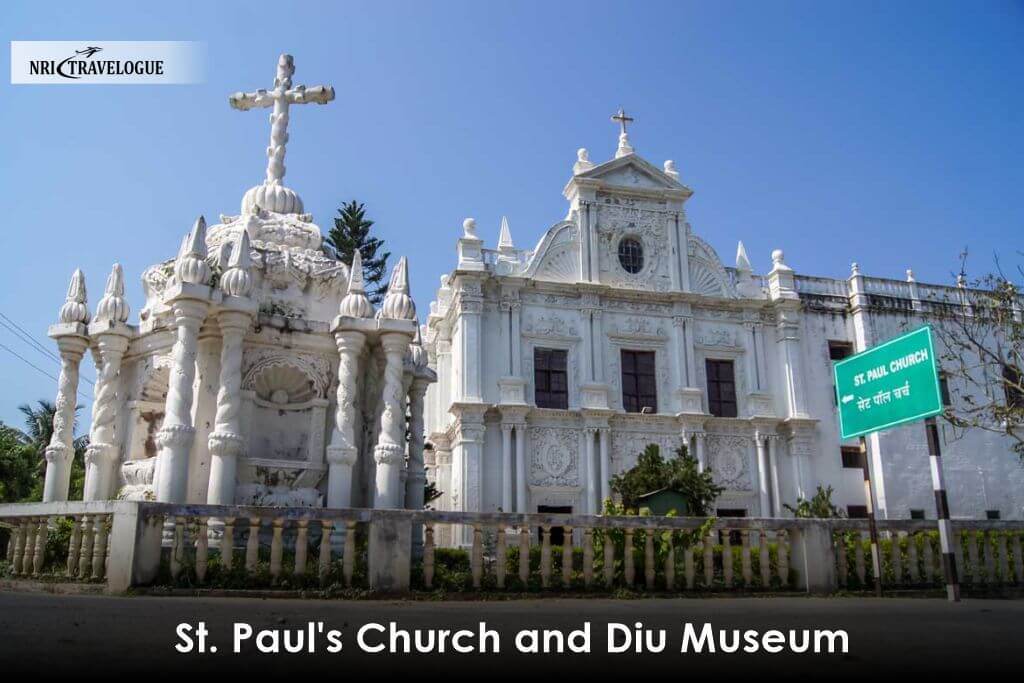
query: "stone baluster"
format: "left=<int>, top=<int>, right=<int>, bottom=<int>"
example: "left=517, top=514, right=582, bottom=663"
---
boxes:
left=195, top=518, right=209, bottom=583
left=562, top=526, right=574, bottom=587
left=602, top=530, right=615, bottom=586
left=91, top=516, right=109, bottom=581
left=245, top=518, right=260, bottom=572
left=997, top=534, right=1009, bottom=584
left=496, top=527, right=507, bottom=589
left=722, top=531, right=733, bottom=588
left=44, top=270, right=90, bottom=502
left=32, top=518, right=48, bottom=577
left=922, top=533, right=935, bottom=584
left=155, top=218, right=212, bottom=503
left=518, top=526, right=530, bottom=586
left=318, top=520, right=333, bottom=585
left=778, top=530, right=789, bottom=586
left=581, top=528, right=598, bottom=589
left=854, top=531, right=867, bottom=586
left=170, top=516, right=185, bottom=581
left=78, top=516, right=94, bottom=580
left=984, top=533, right=997, bottom=584
left=966, top=532, right=980, bottom=585
left=207, top=230, right=256, bottom=508
left=270, top=519, right=284, bottom=583
left=423, top=523, right=435, bottom=589
left=1012, top=535, right=1023, bottom=585
left=907, top=533, right=920, bottom=584
left=684, top=542, right=696, bottom=589
left=890, top=531, right=902, bottom=585
left=835, top=532, right=848, bottom=588
left=12, top=520, right=27, bottom=575
left=624, top=529, right=636, bottom=586
left=702, top=532, right=714, bottom=589
left=471, top=524, right=483, bottom=589
left=343, top=521, right=356, bottom=586
left=5, top=522, right=19, bottom=564
left=294, top=520, right=309, bottom=576
left=221, top=517, right=235, bottom=571
left=741, top=530, right=753, bottom=587
left=664, top=533, right=675, bottom=591
left=66, top=518, right=82, bottom=577
left=644, top=530, right=656, bottom=590
left=758, top=531, right=771, bottom=588
left=23, top=520, right=40, bottom=577
left=540, top=525, right=552, bottom=588
left=84, top=264, right=133, bottom=501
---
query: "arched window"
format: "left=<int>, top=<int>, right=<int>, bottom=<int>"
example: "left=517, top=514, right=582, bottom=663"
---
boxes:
left=617, top=237, right=644, bottom=274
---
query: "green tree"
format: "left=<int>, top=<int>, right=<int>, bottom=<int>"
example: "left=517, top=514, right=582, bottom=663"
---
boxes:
left=609, top=443, right=723, bottom=516
left=326, top=200, right=390, bottom=305
left=3, top=400, right=88, bottom=501
left=784, top=484, right=846, bottom=519
left=0, top=425, right=37, bottom=503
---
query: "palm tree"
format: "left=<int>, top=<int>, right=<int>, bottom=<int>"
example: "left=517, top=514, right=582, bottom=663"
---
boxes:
left=17, top=400, right=57, bottom=456
left=11, top=400, right=89, bottom=500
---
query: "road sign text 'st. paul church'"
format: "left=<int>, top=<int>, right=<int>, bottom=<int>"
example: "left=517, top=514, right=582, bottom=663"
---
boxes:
left=833, top=326, right=943, bottom=439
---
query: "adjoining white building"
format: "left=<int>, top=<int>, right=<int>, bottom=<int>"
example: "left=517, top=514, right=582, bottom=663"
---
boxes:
left=423, top=114, right=1024, bottom=543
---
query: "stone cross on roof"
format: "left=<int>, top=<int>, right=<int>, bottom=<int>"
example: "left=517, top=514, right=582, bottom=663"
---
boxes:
left=229, top=54, right=335, bottom=186
left=612, top=107, right=635, bottom=158
left=611, top=107, right=634, bottom=136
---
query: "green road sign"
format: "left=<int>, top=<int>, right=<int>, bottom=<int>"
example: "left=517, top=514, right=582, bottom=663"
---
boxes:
left=834, top=325, right=943, bottom=439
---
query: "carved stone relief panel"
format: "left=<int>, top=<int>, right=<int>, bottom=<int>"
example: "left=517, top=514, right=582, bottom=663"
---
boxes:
left=596, top=199, right=672, bottom=292
left=529, top=427, right=580, bottom=487
left=705, top=434, right=753, bottom=491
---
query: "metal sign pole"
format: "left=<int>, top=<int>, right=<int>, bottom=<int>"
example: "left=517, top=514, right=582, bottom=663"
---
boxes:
left=860, top=436, right=883, bottom=597
left=925, top=416, right=961, bottom=602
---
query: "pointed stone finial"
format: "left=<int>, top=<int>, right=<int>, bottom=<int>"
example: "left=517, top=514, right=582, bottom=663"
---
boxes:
left=339, top=250, right=374, bottom=318
left=573, top=148, right=594, bottom=174
left=850, top=262, right=861, bottom=277
left=498, top=216, right=514, bottom=252
left=408, top=325, right=428, bottom=369
left=736, top=241, right=752, bottom=272
left=664, top=160, right=679, bottom=180
left=220, top=230, right=254, bottom=298
left=612, top=107, right=635, bottom=158
left=95, top=263, right=130, bottom=323
left=906, top=269, right=915, bottom=283
left=176, top=216, right=210, bottom=285
left=380, top=256, right=416, bottom=320
left=58, top=269, right=90, bottom=324
left=463, top=217, right=477, bottom=239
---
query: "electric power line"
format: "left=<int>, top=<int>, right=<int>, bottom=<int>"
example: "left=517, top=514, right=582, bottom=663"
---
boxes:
left=0, top=340, right=91, bottom=403
left=0, top=311, right=95, bottom=385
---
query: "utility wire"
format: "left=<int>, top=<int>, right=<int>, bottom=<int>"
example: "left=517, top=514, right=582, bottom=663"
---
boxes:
left=0, top=341, right=92, bottom=404
left=0, top=311, right=95, bottom=386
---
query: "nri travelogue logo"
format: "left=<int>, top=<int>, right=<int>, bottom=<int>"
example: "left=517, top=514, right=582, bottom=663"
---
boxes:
left=11, top=41, right=205, bottom=84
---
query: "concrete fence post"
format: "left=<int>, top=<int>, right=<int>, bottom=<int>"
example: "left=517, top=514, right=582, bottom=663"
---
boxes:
left=789, top=519, right=838, bottom=594
left=368, top=512, right=411, bottom=592
left=105, top=502, right=163, bottom=594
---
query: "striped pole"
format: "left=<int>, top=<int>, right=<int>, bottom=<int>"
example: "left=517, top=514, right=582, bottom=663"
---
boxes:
left=860, top=436, right=883, bottom=597
left=925, top=416, right=960, bottom=602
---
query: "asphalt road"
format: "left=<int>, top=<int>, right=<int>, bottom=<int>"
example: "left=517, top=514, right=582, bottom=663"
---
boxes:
left=0, top=591, right=1019, bottom=674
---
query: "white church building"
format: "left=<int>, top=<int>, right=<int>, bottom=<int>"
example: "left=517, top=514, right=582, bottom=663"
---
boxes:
left=422, top=113, right=1024, bottom=542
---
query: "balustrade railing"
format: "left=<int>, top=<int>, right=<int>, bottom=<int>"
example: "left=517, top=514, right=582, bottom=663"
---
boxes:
left=1, top=501, right=1023, bottom=597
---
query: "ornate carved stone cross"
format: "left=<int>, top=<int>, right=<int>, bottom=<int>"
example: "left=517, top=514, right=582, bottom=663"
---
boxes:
left=229, top=54, right=335, bottom=185
left=611, top=107, right=634, bottom=136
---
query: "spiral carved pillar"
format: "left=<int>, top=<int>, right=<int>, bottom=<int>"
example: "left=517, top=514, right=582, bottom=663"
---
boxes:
left=405, top=377, right=429, bottom=557
left=43, top=335, right=89, bottom=502
left=206, top=310, right=252, bottom=505
left=155, top=299, right=209, bottom=503
left=326, top=330, right=365, bottom=509
left=83, top=332, right=131, bottom=501
left=374, top=332, right=411, bottom=509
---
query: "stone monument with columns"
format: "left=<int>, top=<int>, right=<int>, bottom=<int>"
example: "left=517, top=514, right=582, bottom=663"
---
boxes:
left=40, top=53, right=435, bottom=514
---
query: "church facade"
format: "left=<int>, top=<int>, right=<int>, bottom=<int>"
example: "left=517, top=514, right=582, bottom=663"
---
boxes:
left=422, top=118, right=1024, bottom=543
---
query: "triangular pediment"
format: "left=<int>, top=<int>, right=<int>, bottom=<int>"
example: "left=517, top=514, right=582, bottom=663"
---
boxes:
left=576, top=154, right=690, bottom=193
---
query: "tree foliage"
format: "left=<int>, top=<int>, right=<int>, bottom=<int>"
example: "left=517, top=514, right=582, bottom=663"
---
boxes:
left=929, top=252, right=1024, bottom=460
left=325, top=200, right=391, bottom=305
left=609, top=443, right=723, bottom=516
left=0, top=400, right=88, bottom=502
left=784, top=484, right=845, bottom=519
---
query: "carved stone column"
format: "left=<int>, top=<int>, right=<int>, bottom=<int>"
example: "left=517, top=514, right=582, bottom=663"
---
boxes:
left=43, top=270, right=90, bottom=503
left=755, top=430, right=772, bottom=516
left=598, top=427, right=611, bottom=507
left=326, top=329, right=365, bottom=508
left=585, top=427, right=598, bottom=514
left=515, top=422, right=527, bottom=513
left=155, top=217, right=212, bottom=504
left=406, top=377, right=429, bottom=558
left=83, top=264, right=133, bottom=501
left=500, top=423, right=513, bottom=512
left=694, top=431, right=707, bottom=472
left=375, top=332, right=411, bottom=508
left=206, top=311, right=253, bottom=504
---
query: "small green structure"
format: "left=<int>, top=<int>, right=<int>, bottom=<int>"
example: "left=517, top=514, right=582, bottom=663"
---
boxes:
left=636, top=487, right=689, bottom=516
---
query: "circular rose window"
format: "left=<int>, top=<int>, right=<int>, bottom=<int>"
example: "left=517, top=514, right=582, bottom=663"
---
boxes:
left=618, top=237, right=644, bottom=274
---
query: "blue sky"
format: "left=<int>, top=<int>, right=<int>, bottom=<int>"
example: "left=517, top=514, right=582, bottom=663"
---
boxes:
left=0, top=0, right=1021, bottom=430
